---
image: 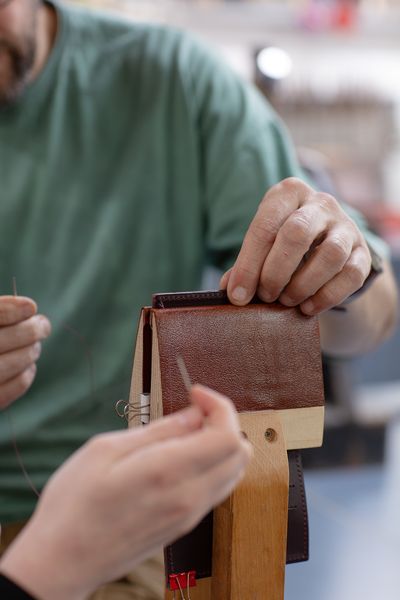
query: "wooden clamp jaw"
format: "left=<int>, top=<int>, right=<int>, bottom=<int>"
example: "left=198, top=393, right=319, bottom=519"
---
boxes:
left=167, top=411, right=289, bottom=600
left=212, top=411, right=289, bottom=600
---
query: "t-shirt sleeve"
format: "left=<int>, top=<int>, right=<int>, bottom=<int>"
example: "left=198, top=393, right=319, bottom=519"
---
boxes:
left=179, top=35, right=308, bottom=270
left=0, top=573, right=36, bottom=599
left=179, top=34, right=389, bottom=269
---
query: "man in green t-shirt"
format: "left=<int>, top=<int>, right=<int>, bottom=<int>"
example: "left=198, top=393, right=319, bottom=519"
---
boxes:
left=0, top=0, right=398, bottom=597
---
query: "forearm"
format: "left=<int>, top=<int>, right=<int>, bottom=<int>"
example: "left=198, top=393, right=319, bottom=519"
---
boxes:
left=319, top=259, right=398, bottom=358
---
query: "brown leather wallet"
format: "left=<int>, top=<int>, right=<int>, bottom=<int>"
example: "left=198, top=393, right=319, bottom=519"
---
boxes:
left=129, top=290, right=324, bottom=584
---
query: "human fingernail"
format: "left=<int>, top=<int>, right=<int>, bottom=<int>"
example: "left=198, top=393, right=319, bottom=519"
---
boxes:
left=21, top=302, right=36, bottom=318
left=231, top=286, right=248, bottom=303
left=301, top=300, right=314, bottom=314
left=39, top=317, right=51, bottom=336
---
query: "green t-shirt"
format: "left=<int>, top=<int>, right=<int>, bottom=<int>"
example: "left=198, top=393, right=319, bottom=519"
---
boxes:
left=0, top=2, right=382, bottom=522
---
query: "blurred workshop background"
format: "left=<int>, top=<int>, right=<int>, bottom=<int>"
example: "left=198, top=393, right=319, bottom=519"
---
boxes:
left=68, top=1, right=400, bottom=598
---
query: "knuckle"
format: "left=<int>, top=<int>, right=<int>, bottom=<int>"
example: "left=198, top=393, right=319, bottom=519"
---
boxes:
left=278, top=177, right=306, bottom=194
left=163, top=468, right=181, bottom=489
left=315, top=192, right=338, bottom=211
left=322, top=236, right=349, bottom=265
left=257, top=283, right=279, bottom=303
left=343, top=262, right=366, bottom=289
left=316, top=286, right=337, bottom=308
left=282, top=213, right=312, bottom=247
left=283, top=281, right=306, bottom=303
left=251, top=217, right=278, bottom=246
left=235, top=263, right=260, bottom=281
left=146, top=464, right=172, bottom=491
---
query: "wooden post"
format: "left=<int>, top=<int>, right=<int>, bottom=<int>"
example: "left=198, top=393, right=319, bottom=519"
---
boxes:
left=165, top=410, right=289, bottom=600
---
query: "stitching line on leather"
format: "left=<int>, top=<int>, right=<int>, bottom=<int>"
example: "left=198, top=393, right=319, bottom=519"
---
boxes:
left=296, top=451, right=309, bottom=559
left=155, top=290, right=226, bottom=308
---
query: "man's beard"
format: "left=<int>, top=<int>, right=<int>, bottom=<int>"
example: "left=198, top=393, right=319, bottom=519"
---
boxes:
left=0, top=34, right=36, bottom=108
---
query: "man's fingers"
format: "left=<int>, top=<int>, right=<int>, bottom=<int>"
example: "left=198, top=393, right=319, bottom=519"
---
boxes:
left=0, top=343, right=42, bottom=385
left=300, top=246, right=371, bottom=315
left=0, top=315, right=51, bottom=354
left=279, top=228, right=354, bottom=307
left=257, top=203, right=331, bottom=303
left=225, top=180, right=365, bottom=311
left=0, top=365, right=37, bottom=409
left=0, top=296, right=37, bottom=327
left=226, top=179, right=309, bottom=306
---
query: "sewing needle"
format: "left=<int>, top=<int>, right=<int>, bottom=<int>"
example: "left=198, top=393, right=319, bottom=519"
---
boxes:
left=176, top=355, right=192, bottom=393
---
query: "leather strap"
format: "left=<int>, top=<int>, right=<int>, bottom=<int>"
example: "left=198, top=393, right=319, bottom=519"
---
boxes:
left=152, top=295, right=323, bottom=415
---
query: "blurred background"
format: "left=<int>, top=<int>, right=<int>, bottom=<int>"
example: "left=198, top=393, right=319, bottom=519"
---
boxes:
left=66, top=1, right=400, bottom=598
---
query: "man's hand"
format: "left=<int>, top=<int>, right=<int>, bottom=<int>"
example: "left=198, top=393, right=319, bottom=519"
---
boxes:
left=0, top=296, right=51, bottom=408
left=0, top=385, right=251, bottom=600
left=221, top=177, right=371, bottom=315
